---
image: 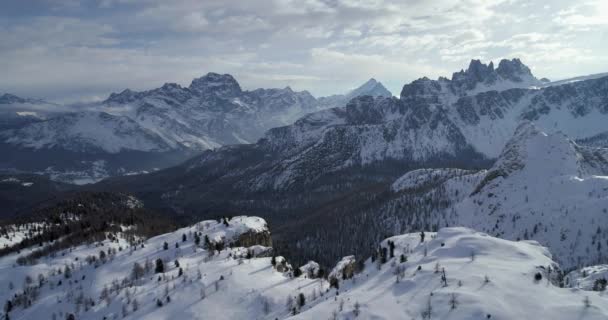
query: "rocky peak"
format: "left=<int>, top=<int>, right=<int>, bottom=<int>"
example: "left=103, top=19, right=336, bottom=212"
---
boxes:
left=496, top=58, right=535, bottom=82
left=399, top=77, right=442, bottom=103
left=189, top=72, right=242, bottom=98
left=347, top=78, right=392, bottom=100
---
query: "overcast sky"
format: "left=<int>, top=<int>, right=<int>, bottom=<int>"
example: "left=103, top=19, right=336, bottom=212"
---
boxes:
left=1, top=0, right=607, bottom=103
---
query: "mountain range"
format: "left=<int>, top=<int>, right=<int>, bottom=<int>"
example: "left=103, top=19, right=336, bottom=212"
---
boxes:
left=0, top=77, right=391, bottom=184
left=2, top=57, right=608, bottom=319
left=78, top=58, right=608, bottom=268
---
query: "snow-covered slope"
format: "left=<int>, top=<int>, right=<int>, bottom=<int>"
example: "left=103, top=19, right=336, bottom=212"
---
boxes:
left=296, top=227, right=608, bottom=319
left=3, top=220, right=607, bottom=320
left=452, top=122, right=608, bottom=268
left=2, top=112, right=170, bottom=153
left=389, top=122, right=608, bottom=269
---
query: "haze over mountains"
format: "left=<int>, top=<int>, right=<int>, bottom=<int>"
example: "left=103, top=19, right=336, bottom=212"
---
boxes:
left=0, top=76, right=392, bottom=183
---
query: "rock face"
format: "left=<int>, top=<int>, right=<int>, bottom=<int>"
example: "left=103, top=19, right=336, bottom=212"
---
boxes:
left=329, top=255, right=356, bottom=280
left=233, top=230, right=272, bottom=248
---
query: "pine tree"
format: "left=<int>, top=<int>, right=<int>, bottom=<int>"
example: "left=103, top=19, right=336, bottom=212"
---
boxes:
left=388, top=241, right=395, bottom=258
left=4, top=300, right=12, bottom=313
left=155, top=259, right=164, bottom=273
left=298, top=293, right=306, bottom=307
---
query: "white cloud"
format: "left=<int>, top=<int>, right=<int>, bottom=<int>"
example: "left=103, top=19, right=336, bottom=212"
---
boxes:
left=1, top=0, right=608, bottom=102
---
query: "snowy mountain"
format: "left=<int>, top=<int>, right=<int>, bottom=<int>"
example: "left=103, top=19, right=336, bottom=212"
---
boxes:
left=2, top=209, right=607, bottom=320
left=0, top=93, right=61, bottom=130
left=0, top=78, right=391, bottom=184
left=452, top=122, right=608, bottom=268
left=89, top=58, right=608, bottom=267
left=317, top=78, right=392, bottom=108
left=387, top=122, right=608, bottom=269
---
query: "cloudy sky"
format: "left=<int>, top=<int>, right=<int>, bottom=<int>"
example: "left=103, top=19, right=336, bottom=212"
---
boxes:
left=1, top=0, right=607, bottom=103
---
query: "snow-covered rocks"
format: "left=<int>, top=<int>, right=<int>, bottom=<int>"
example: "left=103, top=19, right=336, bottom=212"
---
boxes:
left=298, top=261, right=321, bottom=278
left=192, top=216, right=271, bottom=248
left=328, top=255, right=356, bottom=281
left=566, top=265, right=608, bottom=291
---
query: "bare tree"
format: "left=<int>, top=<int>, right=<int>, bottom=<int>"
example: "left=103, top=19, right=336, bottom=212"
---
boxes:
left=449, top=293, right=458, bottom=310
left=421, top=296, right=432, bottom=320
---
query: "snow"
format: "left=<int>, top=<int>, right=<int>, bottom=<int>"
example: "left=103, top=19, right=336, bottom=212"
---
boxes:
left=567, top=265, right=608, bottom=290
left=0, top=177, right=34, bottom=187
left=392, top=168, right=480, bottom=192
left=328, top=256, right=355, bottom=280
left=2, top=214, right=608, bottom=320
left=388, top=123, right=608, bottom=269
left=295, top=227, right=608, bottom=319
left=1, top=223, right=48, bottom=249
left=299, top=261, right=320, bottom=278
left=0, top=216, right=325, bottom=320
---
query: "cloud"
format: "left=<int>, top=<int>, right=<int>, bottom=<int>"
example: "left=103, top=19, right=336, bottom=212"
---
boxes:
left=1, top=0, right=607, bottom=102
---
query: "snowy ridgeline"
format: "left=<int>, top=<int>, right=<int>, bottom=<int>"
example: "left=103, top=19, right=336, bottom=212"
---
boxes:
left=2, top=216, right=607, bottom=320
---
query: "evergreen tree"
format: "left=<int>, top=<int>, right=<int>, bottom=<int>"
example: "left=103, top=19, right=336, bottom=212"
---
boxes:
left=297, top=293, right=306, bottom=307
left=155, top=259, right=164, bottom=273
left=4, top=300, right=12, bottom=313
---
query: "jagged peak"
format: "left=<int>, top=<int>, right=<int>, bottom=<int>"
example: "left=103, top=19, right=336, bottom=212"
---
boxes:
left=496, top=58, right=535, bottom=81
left=451, top=58, right=537, bottom=83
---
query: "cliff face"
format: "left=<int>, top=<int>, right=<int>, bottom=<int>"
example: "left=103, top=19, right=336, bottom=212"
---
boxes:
left=234, top=230, right=272, bottom=248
